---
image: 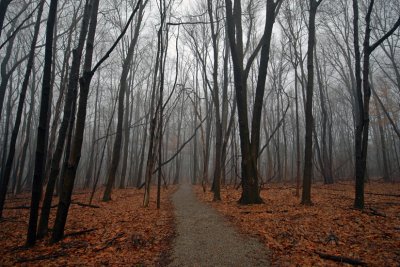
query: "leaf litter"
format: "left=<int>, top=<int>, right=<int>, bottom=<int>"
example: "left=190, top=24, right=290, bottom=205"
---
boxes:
left=0, top=186, right=176, bottom=266
left=195, top=181, right=400, bottom=266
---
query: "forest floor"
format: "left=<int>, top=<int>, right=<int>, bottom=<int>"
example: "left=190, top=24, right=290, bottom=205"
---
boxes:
left=169, top=183, right=269, bottom=266
left=0, top=186, right=176, bottom=266
left=195, top=181, right=400, bottom=266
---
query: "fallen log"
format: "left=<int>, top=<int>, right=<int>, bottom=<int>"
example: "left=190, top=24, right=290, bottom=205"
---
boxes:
left=315, top=251, right=367, bottom=266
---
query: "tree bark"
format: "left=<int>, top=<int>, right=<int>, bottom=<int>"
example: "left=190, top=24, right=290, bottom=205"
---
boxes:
left=26, top=0, right=59, bottom=246
left=51, top=0, right=100, bottom=242
left=301, top=0, right=322, bottom=205
left=37, top=0, right=92, bottom=239
left=225, top=0, right=281, bottom=204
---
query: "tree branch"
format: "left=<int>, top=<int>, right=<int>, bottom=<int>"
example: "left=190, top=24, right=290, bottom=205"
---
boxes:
left=153, top=116, right=207, bottom=173
left=369, top=16, right=400, bottom=52
left=90, top=0, right=142, bottom=74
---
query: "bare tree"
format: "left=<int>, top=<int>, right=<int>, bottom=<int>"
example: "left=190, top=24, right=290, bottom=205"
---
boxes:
left=301, top=0, right=323, bottom=205
left=103, top=0, right=147, bottom=201
left=26, top=0, right=59, bottom=246
left=0, top=0, right=44, bottom=220
left=38, top=0, right=92, bottom=239
left=352, top=0, right=400, bottom=209
left=225, top=0, right=283, bottom=204
left=51, top=0, right=100, bottom=242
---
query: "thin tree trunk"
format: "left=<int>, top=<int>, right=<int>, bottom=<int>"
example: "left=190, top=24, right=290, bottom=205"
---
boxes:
left=37, top=0, right=92, bottom=239
left=143, top=13, right=163, bottom=207
left=16, top=66, right=36, bottom=194
left=103, top=1, right=146, bottom=200
left=302, top=0, right=322, bottom=205
left=0, top=26, right=17, bottom=122
left=26, top=0, right=59, bottom=246
left=44, top=4, right=80, bottom=184
left=0, top=0, right=12, bottom=39
left=51, top=0, right=100, bottom=242
left=84, top=76, right=100, bottom=188
left=89, top=87, right=118, bottom=204
left=52, top=0, right=142, bottom=241
left=0, top=0, right=44, bottom=219
left=353, top=0, right=400, bottom=209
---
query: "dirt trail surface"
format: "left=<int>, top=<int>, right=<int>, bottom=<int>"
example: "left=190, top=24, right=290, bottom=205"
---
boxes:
left=169, top=184, right=269, bottom=266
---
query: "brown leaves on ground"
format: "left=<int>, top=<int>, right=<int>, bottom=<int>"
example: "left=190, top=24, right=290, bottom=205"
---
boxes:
left=0, top=186, right=176, bottom=266
left=195, top=182, right=400, bottom=266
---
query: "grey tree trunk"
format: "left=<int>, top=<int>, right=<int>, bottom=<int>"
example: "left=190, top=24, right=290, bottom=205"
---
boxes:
left=0, top=0, right=44, bottom=220
left=103, top=1, right=146, bottom=200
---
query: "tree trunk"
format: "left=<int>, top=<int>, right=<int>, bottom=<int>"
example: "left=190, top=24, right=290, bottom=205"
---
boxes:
left=51, top=0, right=100, bottom=242
left=0, top=25, right=17, bottom=122
left=103, top=1, right=146, bottom=200
left=301, top=0, right=322, bottom=205
left=0, top=0, right=44, bottom=219
left=225, top=0, right=280, bottom=204
left=37, top=0, right=92, bottom=239
left=0, top=80, right=13, bottom=197
left=375, top=98, right=390, bottom=182
left=207, top=0, right=222, bottom=201
left=26, top=0, right=59, bottom=246
left=89, top=88, right=117, bottom=204
left=44, top=5, right=79, bottom=185
left=353, top=0, right=400, bottom=209
left=16, top=66, right=36, bottom=194
left=0, top=0, right=12, bottom=39
left=118, top=73, right=131, bottom=189
left=143, top=11, right=163, bottom=207
left=84, top=76, right=100, bottom=188
left=315, top=46, right=333, bottom=184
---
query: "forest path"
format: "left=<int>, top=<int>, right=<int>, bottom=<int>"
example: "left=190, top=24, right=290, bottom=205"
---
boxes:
left=168, top=183, right=269, bottom=266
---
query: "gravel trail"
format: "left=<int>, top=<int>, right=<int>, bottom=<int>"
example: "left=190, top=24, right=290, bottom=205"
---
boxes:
left=169, top=184, right=269, bottom=266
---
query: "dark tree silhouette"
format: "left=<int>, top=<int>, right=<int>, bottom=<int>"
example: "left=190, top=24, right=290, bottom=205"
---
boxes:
left=26, top=0, right=59, bottom=246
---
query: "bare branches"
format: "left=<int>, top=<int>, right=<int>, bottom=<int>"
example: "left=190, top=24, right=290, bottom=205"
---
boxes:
left=369, top=16, right=400, bottom=52
left=90, top=0, right=142, bottom=75
left=153, top=116, right=208, bottom=174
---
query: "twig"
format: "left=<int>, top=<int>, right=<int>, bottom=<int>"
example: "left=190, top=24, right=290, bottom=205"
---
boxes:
left=64, top=228, right=97, bottom=238
left=366, top=192, right=400, bottom=198
left=315, top=251, right=367, bottom=266
left=363, top=207, right=386, bottom=217
left=94, top=233, right=124, bottom=252
left=4, top=205, right=30, bottom=209
left=71, top=201, right=100, bottom=208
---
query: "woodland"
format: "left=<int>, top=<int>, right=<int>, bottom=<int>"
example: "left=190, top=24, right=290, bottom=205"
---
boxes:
left=0, top=0, right=399, bottom=265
